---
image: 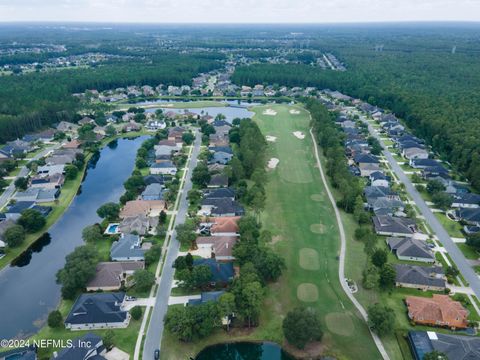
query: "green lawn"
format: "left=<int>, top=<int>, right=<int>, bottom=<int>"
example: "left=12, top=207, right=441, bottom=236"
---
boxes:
left=161, top=104, right=383, bottom=359
left=29, top=298, right=142, bottom=360
left=457, top=243, right=480, bottom=260
left=434, top=213, right=464, bottom=238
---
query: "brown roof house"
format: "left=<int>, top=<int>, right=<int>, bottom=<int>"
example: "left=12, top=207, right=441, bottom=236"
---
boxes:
left=195, top=236, right=238, bottom=261
left=405, top=294, right=469, bottom=329
left=86, top=261, right=144, bottom=291
left=207, top=216, right=241, bottom=236
left=120, top=200, right=166, bottom=219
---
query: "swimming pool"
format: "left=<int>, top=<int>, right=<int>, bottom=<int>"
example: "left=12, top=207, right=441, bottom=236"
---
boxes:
left=105, top=223, right=119, bottom=234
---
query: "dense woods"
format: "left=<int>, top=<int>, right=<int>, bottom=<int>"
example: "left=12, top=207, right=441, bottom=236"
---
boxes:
left=0, top=54, right=220, bottom=143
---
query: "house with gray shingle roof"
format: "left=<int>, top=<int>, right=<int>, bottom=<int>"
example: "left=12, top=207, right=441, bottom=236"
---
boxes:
left=395, top=264, right=445, bottom=291
left=373, top=215, right=416, bottom=237
left=110, top=234, right=145, bottom=261
left=64, top=292, right=129, bottom=330
left=141, top=183, right=164, bottom=201
left=387, top=237, right=435, bottom=263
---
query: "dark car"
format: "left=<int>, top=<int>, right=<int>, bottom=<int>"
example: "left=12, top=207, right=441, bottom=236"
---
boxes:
left=154, top=349, right=160, bottom=360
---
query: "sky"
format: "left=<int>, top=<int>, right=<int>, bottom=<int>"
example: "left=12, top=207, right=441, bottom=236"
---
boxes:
left=0, top=0, right=480, bottom=23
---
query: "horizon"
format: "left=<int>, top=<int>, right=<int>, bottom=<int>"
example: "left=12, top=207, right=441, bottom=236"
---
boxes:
left=1, top=0, right=480, bottom=24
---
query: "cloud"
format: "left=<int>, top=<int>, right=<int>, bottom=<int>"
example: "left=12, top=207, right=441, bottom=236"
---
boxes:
left=0, top=0, right=479, bottom=22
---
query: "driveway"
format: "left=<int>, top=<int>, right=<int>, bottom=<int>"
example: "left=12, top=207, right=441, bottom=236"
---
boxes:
left=168, top=295, right=201, bottom=305
left=142, top=131, right=202, bottom=360
left=361, top=117, right=480, bottom=299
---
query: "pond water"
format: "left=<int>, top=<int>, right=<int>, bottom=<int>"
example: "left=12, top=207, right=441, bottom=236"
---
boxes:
left=0, top=136, right=148, bottom=340
left=144, top=106, right=254, bottom=123
left=196, top=342, right=295, bottom=360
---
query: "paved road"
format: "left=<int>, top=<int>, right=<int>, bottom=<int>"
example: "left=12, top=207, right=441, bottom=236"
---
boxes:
left=142, top=132, right=202, bottom=360
left=310, top=129, right=389, bottom=360
left=0, top=143, right=61, bottom=210
left=362, top=117, right=480, bottom=299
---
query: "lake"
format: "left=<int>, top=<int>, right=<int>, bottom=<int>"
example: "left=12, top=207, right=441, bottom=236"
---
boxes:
left=196, top=342, right=295, bottom=360
left=144, top=106, right=254, bottom=123
left=0, top=136, right=148, bottom=340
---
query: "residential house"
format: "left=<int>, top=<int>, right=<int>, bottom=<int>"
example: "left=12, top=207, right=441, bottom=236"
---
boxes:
left=0, top=150, right=12, bottom=162
left=86, top=261, right=144, bottom=291
left=405, top=294, right=469, bottom=329
left=369, top=171, right=389, bottom=187
left=409, top=158, right=442, bottom=169
left=451, top=193, right=480, bottom=209
left=4, top=202, right=51, bottom=221
left=37, top=164, right=65, bottom=176
left=373, top=215, right=416, bottom=237
left=141, top=183, right=164, bottom=201
left=110, top=234, right=145, bottom=261
left=118, top=214, right=158, bottom=235
left=30, top=173, right=65, bottom=190
left=354, top=153, right=379, bottom=166
left=403, top=147, right=429, bottom=160
left=408, top=331, right=480, bottom=360
left=64, top=292, right=130, bottom=330
left=146, top=120, right=166, bottom=131
left=193, top=258, right=235, bottom=286
left=14, top=188, right=60, bottom=203
left=204, top=187, right=235, bottom=201
left=2, top=139, right=33, bottom=155
left=369, top=197, right=405, bottom=216
left=78, top=117, right=96, bottom=126
left=168, top=127, right=185, bottom=144
left=150, top=161, right=177, bottom=175
left=143, top=174, right=165, bottom=186
left=187, top=291, right=225, bottom=306
left=195, top=236, right=237, bottom=261
left=63, top=139, right=82, bottom=149
left=209, top=133, right=229, bottom=147
left=199, top=198, right=244, bottom=217
left=365, top=186, right=400, bottom=202
left=395, top=264, right=445, bottom=291
left=387, top=237, right=435, bottom=263
left=119, top=200, right=166, bottom=218
left=123, top=121, right=141, bottom=132
left=56, top=121, right=79, bottom=133
left=50, top=333, right=106, bottom=360
left=208, top=163, right=226, bottom=173
left=359, top=163, right=382, bottom=177
left=208, top=174, right=228, bottom=188
left=207, top=216, right=241, bottom=236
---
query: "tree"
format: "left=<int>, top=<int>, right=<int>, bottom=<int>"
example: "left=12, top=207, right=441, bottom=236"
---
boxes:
left=133, top=269, right=155, bottom=292
left=426, top=180, right=446, bottom=195
left=367, top=304, right=395, bottom=335
left=238, top=281, right=263, bottom=327
left=182, top=132, right=195, bottom=145
left=47, top=310, right=63, bottom=328
left=82, top=224, right=103, bottom=242
left=191, top=162, right=211, bottom=187
left=379, top=264, right=396, bottom=290
left=4, top=225, right=26, bottom=247
left=96, top=202, right=120, bottom=221
left=254, top=248, right=286, bottom=282
left=103, top=330, right=115, bottom=350
left=130, top=306, right=143, bottom=320
left=64, top=164, right=79, bottom=180
left=106, top=124, right=117, bottom=137
left=135, top=157, right=148, bottom=169
left=423, top=351, right=448, bottom=360
left=218, top=292, right=236, bottom=331
left=187, top=189, right=202, bottom=207
left=159, top=210, right=167, bottom=225
left=14, top=177, right=28, bottom=191
left=56, top=245, right=98, bottom=299
left=178, top=265, right=212, bottom=290
left=432, top=192, right=453, bottom=210
left=18, top=209, right=46, bottom=232
left=144, top=244, right=162, bottom=266
left=371, top=248, right=388, bottom=268
left=175, top=221, right=197, bottom=247
left=283, top=307, right=323, bottom=349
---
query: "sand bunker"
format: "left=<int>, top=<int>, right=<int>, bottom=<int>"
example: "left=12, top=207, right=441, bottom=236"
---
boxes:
left=268, top=158, right=280, bottom=169
left=263, top=108, right=277, bottom=116
left=299, top=248, right=320, bottom=270
left=293, top=131, right=305, bottom=139
left=289, top=109, right=301, bottom=115
left=297, top=283, right=319, bottom=302
left=266, top=135, right=277, bottom=142
left=160, top=104, right=174, bottom=107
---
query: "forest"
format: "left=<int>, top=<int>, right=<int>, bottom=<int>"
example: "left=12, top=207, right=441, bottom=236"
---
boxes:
left=0, top=53, right=221, bottom=143
left=232, top=28, right=480, bottom=190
